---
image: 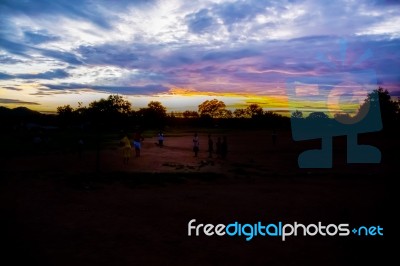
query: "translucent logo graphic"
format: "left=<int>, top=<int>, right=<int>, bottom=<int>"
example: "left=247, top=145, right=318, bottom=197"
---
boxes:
left=287, top=40, right=382, bottom=168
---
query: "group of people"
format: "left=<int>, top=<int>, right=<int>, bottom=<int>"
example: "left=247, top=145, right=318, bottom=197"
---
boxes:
left=120, top=131, right=144, bottom=164
left=120, top=131, right=229, bottom=164
left=193, top=133, right=228, bottom=159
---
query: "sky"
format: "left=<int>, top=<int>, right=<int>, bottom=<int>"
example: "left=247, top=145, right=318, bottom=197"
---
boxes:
left=1, top=0, right=399, bottom=115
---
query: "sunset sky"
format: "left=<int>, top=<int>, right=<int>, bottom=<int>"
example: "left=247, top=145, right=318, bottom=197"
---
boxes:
left=1, top=0, right=399, bottom=114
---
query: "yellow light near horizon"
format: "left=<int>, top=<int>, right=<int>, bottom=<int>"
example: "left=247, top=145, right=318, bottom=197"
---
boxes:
left=2, top=83, right=292, bottom=115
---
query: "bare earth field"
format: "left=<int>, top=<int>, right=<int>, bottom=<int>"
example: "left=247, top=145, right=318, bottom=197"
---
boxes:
left=0, top=130, right=391, bottom=265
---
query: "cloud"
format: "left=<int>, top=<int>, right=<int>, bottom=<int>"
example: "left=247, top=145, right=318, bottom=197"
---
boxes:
left=202, top=48, right=261, bottom=61
left=0, top=54, right=23, bottom=64
left=0, top=37, right=82, bottom=64
left=213, top=0, right=272, bottom=26
left=0, top=98, right=40, bottom=105
left=72, top=34, right=398, bottom=96
left=38, top=49, right=83, bottom=65
left=0, top=38, right=32, bottom=57
left=373, top=0, right=400, bottom=6
left=183, top=0, right=289, bottom=35
left=0, top=0, right=399, bottom=108
left=186, top=9, right=218, bottom=34
left=0, top=72, right=14, bottom=79
left=1, top=86, right=22, bottom=91
left=1, top=0, right=111, bottom=29
left=24, top=30, right=60, bottom=44
left=16, top=69, right=70, bottom=79
left=42, top=83, right=170, bottom=95
left=0, top=0, right=157, bottom=31
left=0, top=69, right=70, bottom=80
left=78, top=44, right=139, bottom=67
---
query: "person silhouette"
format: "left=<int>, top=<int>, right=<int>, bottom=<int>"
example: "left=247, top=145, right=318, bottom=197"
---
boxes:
left=133, top=131, right=144, bottom=157
left=158, top=131, right=164, bottom=147
left=193, top=133, right=199, bottom=157
left=120, top=133, right=131, bottom=164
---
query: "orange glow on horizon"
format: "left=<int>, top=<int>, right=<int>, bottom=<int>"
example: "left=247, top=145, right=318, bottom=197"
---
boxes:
left=1, top=84, right=372, bottom=117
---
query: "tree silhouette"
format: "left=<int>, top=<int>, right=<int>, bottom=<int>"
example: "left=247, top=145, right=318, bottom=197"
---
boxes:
left=138, top=101, right=167, bottom=127
left=57, top=104, right=74, bottom=117
left=246, top=104, right=263, bottom=118
left=198, top=99, right=228, bottom=118
left=88, top=95, right=131, bottom=115
left=233, top=108, right=250, bottom=118
left=219, top=109, right=233, bottom=119
left=147, top=101, right=167, bottom=117
left=357, top=87, right=399, bottom=129
left=182, top=110, right=199, bottom=118
left=57, top=104, right=75, bottom=126
left=291, top=110, right=303, bottom=119
left=53, top=94, right=293, bottom=129
left=84, top=95, right=132, bottom=128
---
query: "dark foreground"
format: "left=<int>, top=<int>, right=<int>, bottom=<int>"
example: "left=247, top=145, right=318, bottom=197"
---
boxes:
left=0, top=129, right=393, bottom=265
left=0, top=171, right=388, bottom=266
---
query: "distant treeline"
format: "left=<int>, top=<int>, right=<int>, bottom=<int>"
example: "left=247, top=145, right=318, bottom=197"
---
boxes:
left=1, top=87, right=399, bottom=131
left=30, top=95, right=289, bottom=130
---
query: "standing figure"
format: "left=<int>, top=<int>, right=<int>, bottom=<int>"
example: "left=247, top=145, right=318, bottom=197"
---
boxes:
left=133, top=131, right=144, bottom=157
left=208, top=134, right=214, bottom=158
left=221, top=136, right=228, bottom=159
left=158, top=131, right=164, bottom=147
left=193, top=133, right=200, bottom=157
left=120, top=133, right=131, bottom=164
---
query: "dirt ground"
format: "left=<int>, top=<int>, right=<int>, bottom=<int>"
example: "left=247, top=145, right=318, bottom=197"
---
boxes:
left=0, top=129, right=391, bottom=265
